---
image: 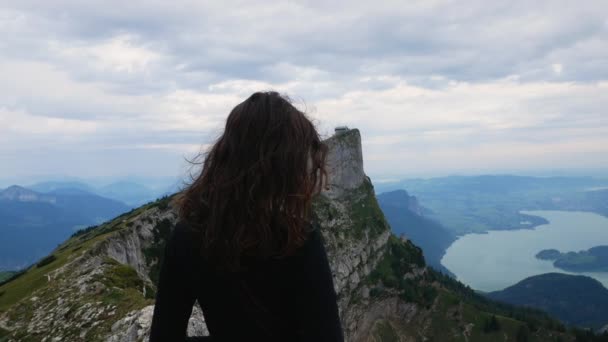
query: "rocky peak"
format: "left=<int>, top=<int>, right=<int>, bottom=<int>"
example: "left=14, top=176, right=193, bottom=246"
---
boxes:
left=323, top=128, right=366, bottom=198
left=0, top=185, right=56, bottom=204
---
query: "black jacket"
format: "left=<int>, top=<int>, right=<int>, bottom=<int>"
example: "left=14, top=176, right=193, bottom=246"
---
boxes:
left=149, top=221, right=344, bottom=342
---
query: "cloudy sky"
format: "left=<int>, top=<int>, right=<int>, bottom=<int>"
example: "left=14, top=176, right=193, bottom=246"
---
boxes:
left=1, top=0, right=607, bottom=185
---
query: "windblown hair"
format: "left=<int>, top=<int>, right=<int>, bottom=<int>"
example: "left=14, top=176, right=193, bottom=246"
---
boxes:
left=176, top=91, right=328, bottom=271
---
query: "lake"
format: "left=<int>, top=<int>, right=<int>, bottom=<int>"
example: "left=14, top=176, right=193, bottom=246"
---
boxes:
left=441, top=210, right=608, bottom=292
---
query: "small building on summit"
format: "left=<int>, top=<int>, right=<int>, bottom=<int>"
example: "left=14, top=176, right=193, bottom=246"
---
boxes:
left=334, top=126, right=349, bottom=135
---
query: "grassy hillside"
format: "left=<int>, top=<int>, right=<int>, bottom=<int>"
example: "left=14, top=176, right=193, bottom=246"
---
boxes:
left=0, top=272, right=16, bottom=283
left=0, top=199, right=159, bottom=313
left=0, top=186, right=130, bottom=270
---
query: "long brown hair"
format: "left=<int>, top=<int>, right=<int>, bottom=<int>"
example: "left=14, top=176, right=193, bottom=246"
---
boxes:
left=176, top=91, right=328, bottom=271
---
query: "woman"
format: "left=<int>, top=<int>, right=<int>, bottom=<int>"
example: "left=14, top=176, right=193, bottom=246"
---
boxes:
left=149, top=91, right=344, bottom=341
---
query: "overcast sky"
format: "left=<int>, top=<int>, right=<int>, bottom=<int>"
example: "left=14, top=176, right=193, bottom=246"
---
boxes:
left=1, top=1, right=607, bottom=185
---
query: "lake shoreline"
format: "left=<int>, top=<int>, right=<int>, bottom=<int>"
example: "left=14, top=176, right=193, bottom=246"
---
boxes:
left=441, top=210, right=608, bottom=292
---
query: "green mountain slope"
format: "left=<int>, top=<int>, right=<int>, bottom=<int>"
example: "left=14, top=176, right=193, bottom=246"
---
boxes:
left=0, top=273, right=16, bottom=283
left=536, top=246, right=608, bottom=273
left=0, top=186, right=130, bottom=270
left=377, top=189, right=455, bottom=276
left=0, top=129, right=582, bottom=342
left=488, top=273, right=608, bottom=330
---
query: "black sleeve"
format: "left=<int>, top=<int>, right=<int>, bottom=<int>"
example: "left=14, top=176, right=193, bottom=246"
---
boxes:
left=149, top=223, right=197, bottom=341
left=293, top=228, right=345, bottom=342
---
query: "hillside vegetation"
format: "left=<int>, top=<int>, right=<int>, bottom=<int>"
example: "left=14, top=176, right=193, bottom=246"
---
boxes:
left=488, top=273, right=608, bottom=330
left=536, top=246, right=608, bottom=272
left=377, top=189, right=455, bottom=276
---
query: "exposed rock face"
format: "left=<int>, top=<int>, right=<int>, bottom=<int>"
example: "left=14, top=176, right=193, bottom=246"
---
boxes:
left=323, top=128, right=366, bottom=198
left=108, top=304, right=208, bottom=342
left=100, top=209, right=177, bottom=282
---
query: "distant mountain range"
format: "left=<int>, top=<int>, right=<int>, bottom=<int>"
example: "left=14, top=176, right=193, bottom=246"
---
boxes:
left=28, top=181, right=97, bottom=194
left=487, top=273, right=608, bottom=330
left=0, top=185, right=130, bottom=270
left=28, top=180, right=180, bottom=207
left=375, top=175, right=608, bottom=235
left=377, top=190, right=455, bottom=276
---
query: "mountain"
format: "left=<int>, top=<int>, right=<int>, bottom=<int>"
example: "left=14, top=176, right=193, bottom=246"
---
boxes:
left=585, top=189, right=608, bottom=217
left=28, top=181, right=96, bottom=194
left=0, top=129, right=578, bottom=341
left=30, top=180, right=177, bottom=207
left=47, top=188, right=130, bottom=223
left=0, top=186, right=130, bottom=270
left=377, top=190, right=455, bottom=276
left=375, top=175, right=608, bottom=236
left=0, top=185, right=56, bottom=204
left=375, top=175, right=608, bottom=195
left=98, top=181, right=158, bottom=207
left=487, top=273, right=608, bottom=330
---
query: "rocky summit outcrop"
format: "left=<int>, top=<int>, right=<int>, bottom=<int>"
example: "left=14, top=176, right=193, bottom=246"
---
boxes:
left=0, top=128, right=575, bottom=342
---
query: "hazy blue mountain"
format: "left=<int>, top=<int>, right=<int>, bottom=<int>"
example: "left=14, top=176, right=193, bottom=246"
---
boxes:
left=29, top=181, right=96, bottom=194
left=582, top=189, right=608, bottom=217
left=487, top=273, right=608, bottom=330
left=0, top=185, right=129, bottom=270
left=0, top=185, right=56, bottom=203
left=375, top=175, right=606, bottom=194
left=29, top=179, right=177, bottom=207
left=377, top=190, right=455, bottom=276
left=374, top=175, right=608, bottom=236
left=98, top=181, right=158, bottom=207
left=51, top=189, right=128, bottom=220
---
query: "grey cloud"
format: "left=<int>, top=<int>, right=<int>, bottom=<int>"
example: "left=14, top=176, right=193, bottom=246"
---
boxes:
left=5, top=1, right=607, bottom=89
left=1, top=1, right=607, bottom=179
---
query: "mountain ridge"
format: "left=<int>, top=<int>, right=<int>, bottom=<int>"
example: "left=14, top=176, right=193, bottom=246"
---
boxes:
left=0, top=128, right=580, bottom=341
left=377, top=189, right=455, bottom=276
left=0, top=185, right=131, bottom=271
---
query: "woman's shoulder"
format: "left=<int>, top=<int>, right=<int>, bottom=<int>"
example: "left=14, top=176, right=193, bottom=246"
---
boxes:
left=174, top=218, right=203, bottom=235
left=292, top=222, right=326, bottom=259
left=173, top=219, right=196, bottom=234
left=167, top=220, right=202, bottom=252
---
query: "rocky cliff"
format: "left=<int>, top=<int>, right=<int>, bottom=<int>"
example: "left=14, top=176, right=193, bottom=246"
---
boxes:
left=0, top=128, right=574, bottom=342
